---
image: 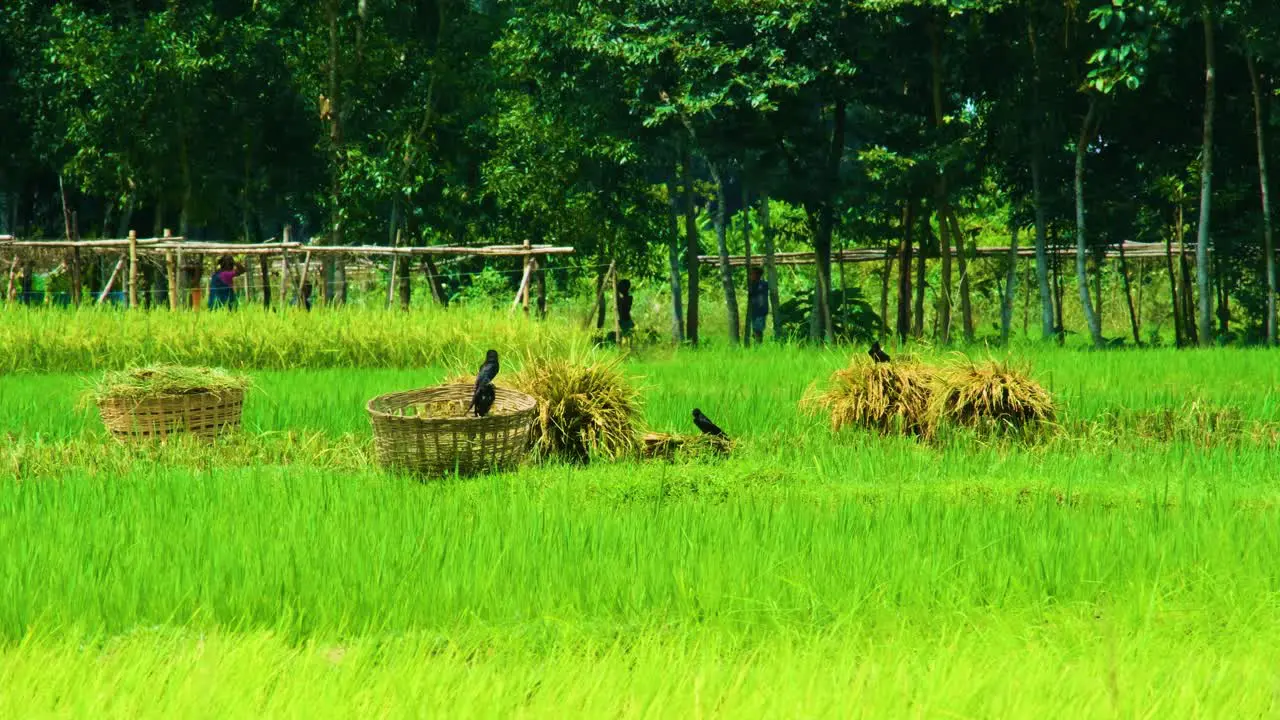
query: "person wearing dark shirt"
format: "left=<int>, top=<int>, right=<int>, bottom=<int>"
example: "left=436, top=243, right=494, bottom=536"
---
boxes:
left=616, top=279, right=635, bottom=339
left=208, top=255, right=245, bottom=310
left=747, top=267, right=769, bottom=343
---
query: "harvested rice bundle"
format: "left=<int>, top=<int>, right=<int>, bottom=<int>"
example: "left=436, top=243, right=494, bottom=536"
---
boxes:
left=507, top=356, right=641, bottom=464
left=926, top=359, right=1054, bottom=436
left=88, top=364, right=250, bottom=402
left=641, top=431, right=732, bottom=461
left=802, top=360, right=934, bottom=436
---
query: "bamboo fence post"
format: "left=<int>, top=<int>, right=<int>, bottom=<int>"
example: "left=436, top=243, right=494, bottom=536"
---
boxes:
left=280, top=226, right=291, bottom=309
left=127, top=230, right=138, bottom=308
left=387, top=229, right=401, bottom=308
left=297, top=250, right=313, bottom=303
left=5, top=255, right=17, bottom=303
left=521, top=239, right=532, bottom=315
left=97, top=255, right=126, bottom=305
left=535, top=255, right=547, bottom=317
left=164, top=229, right=179, bottom=310
left=511, top=255, right=533, bottom=311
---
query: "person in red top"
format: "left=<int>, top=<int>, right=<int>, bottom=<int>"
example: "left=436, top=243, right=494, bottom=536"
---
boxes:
left=208, top=255, right=246, bottom=309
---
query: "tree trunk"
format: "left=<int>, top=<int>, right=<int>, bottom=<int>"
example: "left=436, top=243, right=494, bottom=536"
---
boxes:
left=760, top=193, right=782, bottom=340
left=710, top=167, right=740, bottom=344
left=936, top=208, right=953, bottom=344
left=594, top=267, right=607, bottom=330
left=1216, top=271, right=1230, bottom=336
left=914, top=217, right=928, bottom=338
left=326, top=0, right=346, bottom=250
left=1117, top=242, right=1140, bottom=345
left=1074, top=97, right=1105, bottom=348
left=1028, top=15, right=1055, bottom=341
left=259, top=255, right=272, bottom=309
left=879, top=239, right=892, bottom=339
left=811, top=99, right=846, bottom=344
left=1196, top=9, right=1216, bottom=346
left=1164, top=227, right=1183, bottom=347
left=1001, top=225, right=1020, bottom=345
left=1052, top=225, right=1065, bottom=345
left=665, top=178, right=684, bottom=343
left=896, top=200, right=915, bottom=342
left=930, top=20, right=953, bottom=345
left=946, top=210, right=974, bottom=342
left=398, top=258, right=411, bottom=311
left=681, top=138, right=699, bottom=345
left=1248, top=53, right=1276, bottom=345
left=1177, top=206, right=1198, bottom=345
left=742, top=183, right=752, bottom=346
left=534, top=259, right=546, bottom=318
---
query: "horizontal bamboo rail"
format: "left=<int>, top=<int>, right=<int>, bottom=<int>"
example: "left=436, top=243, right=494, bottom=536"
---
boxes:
left=0, top=237, right=575, bottom=258
left=699, top=241, right=1188, bottom=267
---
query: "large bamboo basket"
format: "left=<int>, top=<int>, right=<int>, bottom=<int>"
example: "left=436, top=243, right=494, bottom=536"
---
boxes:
left=367, top=384, right=537, bottom=477
left=97, top=389, right=244, bottom=441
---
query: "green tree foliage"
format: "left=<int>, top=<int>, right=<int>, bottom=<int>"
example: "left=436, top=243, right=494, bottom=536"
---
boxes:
left=3, top=0, right=1280, bottom=345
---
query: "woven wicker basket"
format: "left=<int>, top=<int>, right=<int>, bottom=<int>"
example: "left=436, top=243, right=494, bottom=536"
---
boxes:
left=97, top=389, right=244, bottom=441
left=367, top=384, right=537, bottom=477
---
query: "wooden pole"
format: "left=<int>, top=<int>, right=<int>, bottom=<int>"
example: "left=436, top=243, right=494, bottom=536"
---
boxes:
left=127, top=230, right=138, bottom=308
left=280, top=226, right=291, bottom=309
left=422, top=257, right=447, bottom=307
left=297, top=250, right=313, bottom=302
left=97, top=255, right=126, bottom=305
left=164, top=229, right=178, bottom=310
left=387, top=228, right=401, bottom=308
left=5, top=255, right=16, bottom=303
left=521, top=239, right=532, bottom=315
left=511, top=257, right=534, bottom=311
left=534, top=256, right=546, bottom=318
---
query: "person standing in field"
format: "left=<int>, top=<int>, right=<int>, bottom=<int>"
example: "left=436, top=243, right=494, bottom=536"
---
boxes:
left=208, top=255, right=245, bottom=310
left=747, top=267, right=769, bottom=343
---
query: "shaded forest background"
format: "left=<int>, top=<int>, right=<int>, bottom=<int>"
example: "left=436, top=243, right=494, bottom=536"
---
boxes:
left=2, top=0, right=1278, bottom=348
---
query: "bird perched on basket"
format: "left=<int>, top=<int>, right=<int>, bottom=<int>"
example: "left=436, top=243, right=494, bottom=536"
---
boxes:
left=471, top=382, right=496, bottom=417
left=475, top=349, right=499, bottom=387
left=692, top=408, right=727, bottom=439
left=868, top=341, right=891, bottom=364
left=468, top=350, right=500, bottom=417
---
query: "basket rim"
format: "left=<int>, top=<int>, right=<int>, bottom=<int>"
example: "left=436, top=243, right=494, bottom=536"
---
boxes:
left=367, top=383, right=537, bottom=421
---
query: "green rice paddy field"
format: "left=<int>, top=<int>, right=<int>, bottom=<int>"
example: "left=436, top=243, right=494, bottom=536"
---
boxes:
left=3, top=308, right=1280, bottom=717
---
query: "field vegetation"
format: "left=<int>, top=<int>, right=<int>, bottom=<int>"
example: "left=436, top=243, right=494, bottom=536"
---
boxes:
left=2, top=309, right=1280, bottom=716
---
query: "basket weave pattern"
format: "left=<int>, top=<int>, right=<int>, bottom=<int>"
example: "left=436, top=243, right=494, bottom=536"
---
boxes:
left=98, top=389, right=244, bottom=441
left=367, top=384, right=537, bottom=477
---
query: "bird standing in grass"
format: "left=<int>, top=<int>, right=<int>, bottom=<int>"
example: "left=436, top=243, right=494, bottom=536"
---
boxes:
left=468, top=350, right=500, bottom=417
left=692, top=408, right=727, bottom=438
left=868, top=341, right=891, bottom=364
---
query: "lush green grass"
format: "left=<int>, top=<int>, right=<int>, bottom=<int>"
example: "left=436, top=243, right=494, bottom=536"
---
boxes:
left=4, top=309, right=1280, bottom=716
left=0, top=304, right=583, bottom=372
left=5, top=623, right=1278, bottom=718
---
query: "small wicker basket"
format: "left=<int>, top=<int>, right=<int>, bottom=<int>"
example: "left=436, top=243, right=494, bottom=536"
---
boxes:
left=367, top=384, right=537, bottom=477
left=97, top=389, right=245, bottom=441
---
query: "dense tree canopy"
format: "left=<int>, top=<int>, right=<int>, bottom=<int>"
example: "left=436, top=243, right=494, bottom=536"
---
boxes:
left=2, top=0, right=1279, bottom=345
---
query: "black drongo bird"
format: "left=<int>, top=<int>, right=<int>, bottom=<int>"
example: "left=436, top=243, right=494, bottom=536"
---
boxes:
left=475, top=350, right=499, bottom=387
left=692, top=408, right=727, bottom=438
left=471, top=382, right=496, bottom=417
left=868, top=342, right=891, bottom=364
